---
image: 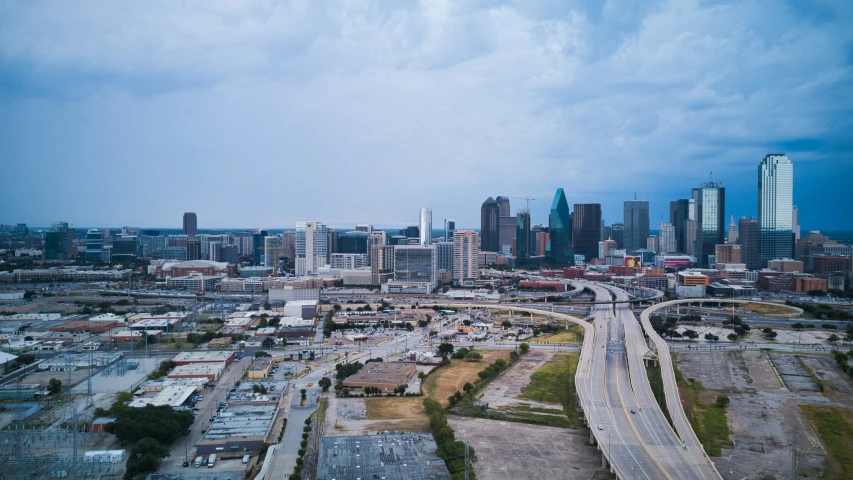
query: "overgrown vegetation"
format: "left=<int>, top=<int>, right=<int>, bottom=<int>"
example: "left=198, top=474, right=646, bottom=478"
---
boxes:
left=674, top=363, right=732, bottom=456
left=800, top=405, right=853, bottom=480
left=424, top=398, right=476, bottom=480
left=146, top=360, right=176, bottom=381
left=517, top=353, right=581, bottom=428
left=786, top=300, right=852, bottom=320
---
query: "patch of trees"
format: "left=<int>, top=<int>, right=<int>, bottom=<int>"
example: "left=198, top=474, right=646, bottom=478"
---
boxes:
left=105, top=404, right=193, bottom=445
left=335, top=361, right=364, bottom=380
left=124, top=437, right=170, bottom=480
left=831, top=349, right=853, bottom=379
left=451, top=348, right=482, bottom=361
left=47, top=378, right=62, bottom=395
left=786, top=300, right=852, bottom=320
left=423, top=398, right=477, bottom=479
left=146, top=361, right=176, bottom=381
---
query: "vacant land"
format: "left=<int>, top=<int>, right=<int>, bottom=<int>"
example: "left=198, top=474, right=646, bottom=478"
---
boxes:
left=364, top=397, right=426, bottom=420
left=449, top=416, right=611, bottom=480
left=531, top=325, right=584, bottom=344
left=674, top=362, right=733, bottom=456
left=740, top=302, right=798, bottom=315
left=800, top=405, right=853, bottom=480
left=518, top=353, right=581, bottom=427
left=423, top=350, right=509, bottom=406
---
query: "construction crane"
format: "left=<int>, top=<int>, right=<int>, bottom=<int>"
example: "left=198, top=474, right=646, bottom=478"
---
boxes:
left=513, top=196, right=536, bottom=213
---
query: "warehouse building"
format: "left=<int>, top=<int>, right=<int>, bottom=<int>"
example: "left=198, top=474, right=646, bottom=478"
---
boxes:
left=166, top=363, right=225, bottom=381
left=247, top=357, right=273, bottom=380
left=195, top=405, right=277, bottom=455
left=173, top=351, right=235, bottom=367
left=342, top=362, right=417, bottom=392
left=129, top=385, right=197, bottom=408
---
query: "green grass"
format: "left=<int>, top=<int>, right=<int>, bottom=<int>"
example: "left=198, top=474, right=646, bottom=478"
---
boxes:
left=673, top=362, right=733, bottom=456
left=517, top=353, right=581, bottom=428
left=795, top=356, right=826, bottom=394
left=800, top=405, right=853, bottom=480
left=454, top=404, right=573, bottom=428
left=646, top=363, right=674, bottom=428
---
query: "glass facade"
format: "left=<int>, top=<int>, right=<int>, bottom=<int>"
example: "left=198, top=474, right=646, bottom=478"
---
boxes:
left=338, top=231, right=369, bottom=254
left=516, top=212, right=531, bottom=262
left=669, top=199, right=690, bottom=253
left=419, top=207, right=432, bottom=246
left=546, top=188, right=574, bottom=263
left=393, top=245, right=436, bottom=284
left=571, top=202, right=600, bottom=260
left=480, top=197, right=500, bottom=252
left=692, top=178, right=725, bottom=268
left=758, top=154, right=794, bottom=267
left=444, top=219, right=456, bottom=241
left=623, top=200, right=650, bottom=251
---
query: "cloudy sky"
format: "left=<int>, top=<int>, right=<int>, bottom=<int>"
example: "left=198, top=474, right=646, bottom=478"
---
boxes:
left=1, top=0, right=851, bottom=231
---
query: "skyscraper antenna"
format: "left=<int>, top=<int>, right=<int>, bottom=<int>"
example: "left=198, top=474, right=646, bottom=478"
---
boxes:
left=634, top=192, right=637, bottom=200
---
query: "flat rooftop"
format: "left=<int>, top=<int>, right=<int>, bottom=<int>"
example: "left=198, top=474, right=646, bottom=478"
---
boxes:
left=201, top=405, right=277, bottom=441
left=129, top=385, right=196, bottom=408
left=140, top=377, right=209, bottom=391
left=342, top=362, right=416, bottom=388
left=167, top=363, right=224, bottom=377
left=173, top=351, right=234, bottom=363
left=317, top=434, right=451, bottom=480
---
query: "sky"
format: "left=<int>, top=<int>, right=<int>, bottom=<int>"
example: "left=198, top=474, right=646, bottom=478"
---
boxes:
left=0, top=0, right=851, bottom=231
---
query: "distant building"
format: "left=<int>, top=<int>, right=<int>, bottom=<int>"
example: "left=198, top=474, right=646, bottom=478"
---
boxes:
left=393, top=245, right=436, bottom=288
left=759, top=154, right=794, bottom=268
left=370, top=244, right=395, bottom=285
left=419, top=207, right=432, bottom=246
left=444, top=219, right=456, bottom=241
left=452, top=230, right=479, bottom=285
left=623, top=200, right=650, bottom=252
left=498, top=216, right=516, bottom=255
left=669, top=199, right=691, bottom=254
left=726, top=216, right=739, bottom=244
left=738, top=217, right=760, bottom=271
left=435, top=241, right=454, bottom=281
left=658, top=222, right=676, bottom=254
left=546, top=188, right=573, bottom=264
left=182, top=212, right=197, bottom=236
left=85, top=229, right=104, bottom=261
left=715, top=244, right=742, bottom=264
left=572, top=203, right=601, bottom=260
left=263, top=236, right=280, bottom=268
left=330, top=253, right=368, bottom=269
left=610, top=223, right=624, bottom=250
left=692, top=175, right=725, bottom=268
left=296, top=221, right=328, bottom=276
left=516, top=212, right=531, bottom=263
left=480, top=197, right=500, bottom=252
left=769, top=259, right=804, bottom=273
left=186, top=239, right=201, bottom=261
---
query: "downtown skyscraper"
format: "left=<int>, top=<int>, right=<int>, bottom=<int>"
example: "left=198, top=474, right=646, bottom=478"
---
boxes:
left=758, top=154, right=794, bottom=268
left=182, top=212, right=197, bottom=236
left=572, top=203, right=601, bottom=260
left=296, top=221, right=328, bottom=276
left=692, top=175, right=726, bottom=267
left=546, top=188, right=573, bottom=264
left=419, top=207, right=432, bottom=246
left=480, top=197, right=500, bottom=252
left=623, top=199, right=650, bottom=252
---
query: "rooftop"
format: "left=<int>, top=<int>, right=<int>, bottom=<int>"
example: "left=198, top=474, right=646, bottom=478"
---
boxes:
left=173, top=351, right=234, bottom=363
left=317, top=434, right=451, bottom=480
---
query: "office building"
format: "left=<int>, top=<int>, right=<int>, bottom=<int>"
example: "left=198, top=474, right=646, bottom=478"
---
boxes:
left=326, top=230, right=339, bottom=264
left=444, top=219, right=456, bottom=242
left=692, top=175, right=726, bottom=267
left=496, top=196, right=511, bottom=217
left=684, top=219, right=697, bottom=255
left=727, top=216, right=738, bottom=244
left=186, top=239, right=201, bottom=261
left=111, top=235, right=138, bottom=261
left=419, top=207, right=432, bottom=246
left=452, top=230, right=480, bottom=285
left=546, top=188, right=573, bottom=264
left=338, top=231, right=369, bottom=254
left=393, top=245, right=436, bottom=287
left=182, top=212, right=197, bottom=236
left=355, top=224, right=373, bottom=234
left=281, top=231, right=296, bottom=261
left=435, top=241, right=454, bottom=279
left=370, top=244, right=395, bottom=285
left=85, top=229, right=104, bottom=261
left=516, top=212, right=531, bottom=262
left=737, top=217, right=760, bottom=271
left=624, top=199, right=650, bottom=251
left=715, top=244, right=742, bottom=264
left=296, top=221, right=328, bottom=276
left=611, top=223, right=624, bottom=249
left=669, top=199, right=691, bottom=253
left=792, top=205, right=801, bottom=242
left=647, top=236, right=659, bottom=253
left=330, top=253, right=368, bottom=269
left=252, top=229, right=269, bottom=265
left=223, top=245, right=238, bottom=264
left=208, top=241, right=223, bottom=262
left=599, top=239, right=618, bottom=259
left=499, top=216, right=516, bottom=255
left=572, top=203, right=600, bottom=260
left=263, top=236, right=279, bottom=268
left=401, top=225, right=419, bottom=240
left=658, top=222, right=676, bottom=254
left=480, top=197, right=500, bottom=252
left=758, top=154, right=794, bottom=268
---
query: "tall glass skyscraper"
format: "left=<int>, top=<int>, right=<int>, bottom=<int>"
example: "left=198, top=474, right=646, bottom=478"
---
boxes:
left=546, top=188, right=573, bottom=264
left=296, top=221, right=328, bottom=276
left=444, top=219, right=456, bottom=241
left=758, top=154, right=794, bottom=267
left=480, top=197, right=500, bottom=252
left=419, top=207, right=432, bottom=246
left=572, top=203, right=601, bottom=260
left=692, top=176, right=725, bottom=267
left=623, top=200, right=650, bottom=251
left=516, top=212, right=531, bottom=262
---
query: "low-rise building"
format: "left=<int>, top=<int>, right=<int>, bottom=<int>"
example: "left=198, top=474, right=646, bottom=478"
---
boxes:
left=342, top=362, right=417, bottom=392
left=129, top=386, right=197, bottom=408
left=196, top=405, right=277, bottom=455
left=281, top=300, right=318, bottom=319
left=247, top=357, right=273, bottom=380
left=166, top=363, right=225, bottom=381
left=172, top=351, right=236, bottom=367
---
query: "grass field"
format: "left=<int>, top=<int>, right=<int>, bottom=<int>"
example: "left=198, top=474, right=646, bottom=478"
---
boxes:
left=531, top=325, right=585, bottom=344
left=800, top=405, right=853, bottom=480
left=674, top=362, right=733, bottom=456
left=365, top=397, right=427, bottom=420
left=423, top=351, right=509, bottom=406
left=740, top=302, right=797, bottom=315
left=517, top=353, right=581, bottom=428
left=646, top=363, right=674, bottom=428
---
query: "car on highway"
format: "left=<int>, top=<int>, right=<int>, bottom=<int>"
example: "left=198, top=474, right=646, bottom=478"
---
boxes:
left=630, top=409, right=636, bottom=414
left=598, top=425, right=603, bottom=430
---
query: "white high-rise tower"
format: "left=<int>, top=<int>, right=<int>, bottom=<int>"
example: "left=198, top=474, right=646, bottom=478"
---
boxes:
left=419, top=207, right=432, bottom=246
left=758, top=154, right=794, bottom=268
left=296, top=221, right=328, bottom=276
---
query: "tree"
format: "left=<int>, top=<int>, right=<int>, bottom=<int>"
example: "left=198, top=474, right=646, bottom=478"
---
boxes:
left=727, top=333, right=738, bottom=342
left=105, top=405, right=193, bottom=445
left=704, top=333, right=719, bottom=343
left=462, top=382, right=473, bottom=394
left=715, top=395, right=730, bottom=408
left=124, top=437, right=170, bottom=480
left=319, top=377, right=332, bottom=392
left=255, top=350, right=271, bottom=357
left=682, top=329, right=698, bottom=341
left=501, top=320, right=513, bottom=329
left=438, top=343, right=455, bottom=356
left=792, top=322, right=805, bottom=330
left=465, top=351, right=482, bottom=362
left=762, top=328, right=777, bottom=340
left=23, top=290, right=36, bottom=300
left=519, top=342, right=530, bottom=354
left=417, top=372, right=426, bottom=381
left=262, top=337, right=275, bottom=348
left=827, top=333, right=839, bottom=344
left=47, top=378, right=62, bottom=395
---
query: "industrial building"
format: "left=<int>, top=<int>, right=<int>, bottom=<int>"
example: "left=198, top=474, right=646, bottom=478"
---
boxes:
left=139, top=377, right=209, bottom=392
left=195, top=404, right=277, bottom=455
left=129, top=385, right=197, bottom=408
left=173, top=351, right=236, bottom=367
left=166, top=363, right=225, bottom=381
left=342, top=362, right=417, bottom=392
left=247, top=357, right=273, bottom=379
left=281, top=299, right=318, bottom=319
left=316, top=434, right=451, bottom=480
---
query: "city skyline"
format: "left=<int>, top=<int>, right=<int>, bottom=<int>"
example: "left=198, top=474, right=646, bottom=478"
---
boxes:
left=1, top=2, right=851, bottom=230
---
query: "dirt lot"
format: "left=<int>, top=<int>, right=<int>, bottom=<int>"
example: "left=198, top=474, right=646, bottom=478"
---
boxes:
left=365, top=397, right=426, bottom=420
left=676, top=351, right=840, bottom=480
left=424, top=351, right=510, bottom=406
left=531, top=326, right=584, bottom=344
left=479, top=352, right=559, bottom=411
left=450, top=416, right=612, bottom=480
left=325, top=396, right=429, bottom=435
